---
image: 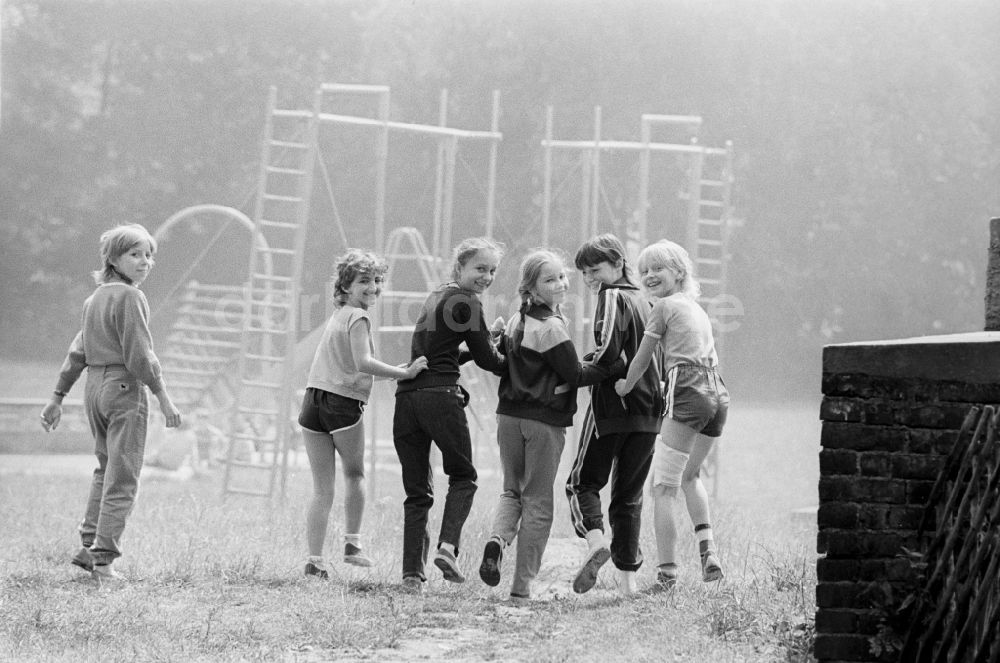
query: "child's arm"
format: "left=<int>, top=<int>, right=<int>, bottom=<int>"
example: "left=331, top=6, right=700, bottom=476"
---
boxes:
left=349, top=318, right=428, bottom=380
left=40, top=331, right=86, bottom=432
left=542, top=325, right=623, bottom=387
left=615, top=334, right=658, bottom=396
left=458, top=300, right=506, bottom=374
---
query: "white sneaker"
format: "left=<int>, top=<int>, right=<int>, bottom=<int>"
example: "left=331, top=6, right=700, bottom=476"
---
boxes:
left=92, top=564, right=125, bottom=585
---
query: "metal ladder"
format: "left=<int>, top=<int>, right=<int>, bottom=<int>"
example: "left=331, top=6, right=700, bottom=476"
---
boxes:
left=223, top=86, right=320, bottom=498
left=160, top=281, right=244, bottom=412
left=686, top=140, right=734, bottom=316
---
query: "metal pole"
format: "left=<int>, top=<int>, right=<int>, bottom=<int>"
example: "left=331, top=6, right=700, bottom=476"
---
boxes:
left=442, top=136, right=458, bottom=257
left=374, top=89, right=390, bottom=255
left=577, top=152, right=592, bottom=351
left=432, top=89, right=448, bottom=261
left=638, top=118, right=651, bottom=247
left=590, top=106, right=601, bottom=238
left=542, top=106, right=553, bottom=248
left=485, top=90, right=500, bottom=239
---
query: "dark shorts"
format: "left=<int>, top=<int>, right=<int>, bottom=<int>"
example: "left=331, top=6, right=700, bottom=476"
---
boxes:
left=298, top=387, right=364, bottom=434
left=665, top=364, right=729, bottom=438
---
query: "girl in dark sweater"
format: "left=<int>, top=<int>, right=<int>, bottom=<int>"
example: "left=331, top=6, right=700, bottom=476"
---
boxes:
left=393, top=237, right=506, bottom=591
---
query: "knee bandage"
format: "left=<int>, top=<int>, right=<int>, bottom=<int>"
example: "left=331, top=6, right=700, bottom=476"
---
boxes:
left=657, top=447, right=690, bottom=489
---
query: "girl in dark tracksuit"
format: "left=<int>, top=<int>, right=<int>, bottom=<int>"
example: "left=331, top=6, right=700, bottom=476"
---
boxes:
left=393, top=237, right=506, bottom=591
left=566, top=234, right=664, bottom=596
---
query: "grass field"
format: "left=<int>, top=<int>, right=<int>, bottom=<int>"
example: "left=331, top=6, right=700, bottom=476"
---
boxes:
left=1, top=360, right=820, bottom=662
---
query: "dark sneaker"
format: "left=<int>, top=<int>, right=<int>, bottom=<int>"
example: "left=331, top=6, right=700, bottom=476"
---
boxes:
left=343, top=543, right=373, bottom=568
left=401, top=575, right=424, bottom=593
left=71, top=547, right=94, bottom=572
left=478, top=540, right=503, bottom=587
left=304, top=561, right=329, bottom=579
left=433, top=548, right=465, bottom=583
left=701, top=553, right=724, bottom=582
left=572, top=544, right=611, bottom=594
left=656, top=567, right=678, bottom=590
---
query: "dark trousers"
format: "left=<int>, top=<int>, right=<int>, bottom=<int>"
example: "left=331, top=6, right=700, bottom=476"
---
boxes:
left=393, top=387, right=478, bottom=580
left=565, top=406, right=656, bottom=572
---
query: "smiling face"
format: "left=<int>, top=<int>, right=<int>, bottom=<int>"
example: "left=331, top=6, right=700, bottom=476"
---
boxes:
left=579, top=259, right=623, bottom=293
left=455, top=249, right=500, bottom=293
left=531, top=261, right=569, bottom=308
left=110, top=240, right=154, bottom=286
left=345, top=272, right=383, bottom=310
left=639, top=260, right=681, bottom=298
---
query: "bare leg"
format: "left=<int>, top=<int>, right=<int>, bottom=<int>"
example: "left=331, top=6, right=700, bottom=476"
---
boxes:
left=303, top=429, right=336, bottom=557
left=652, top=419, right=698, bottom=567
left=681, top=434, right=717, bottom=534
left=331, top=419, right=366, bottom=536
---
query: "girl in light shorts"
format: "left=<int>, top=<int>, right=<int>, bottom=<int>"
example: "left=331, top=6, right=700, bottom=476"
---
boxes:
left=616, top=239, right=730, bottom=588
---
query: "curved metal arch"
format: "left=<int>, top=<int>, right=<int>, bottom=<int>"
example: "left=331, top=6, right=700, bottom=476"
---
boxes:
left=153, top=204, right=271, bottom=280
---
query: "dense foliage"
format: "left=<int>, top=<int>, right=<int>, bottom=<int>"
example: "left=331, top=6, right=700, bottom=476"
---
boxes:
left=2, top=0, right=998, bottom=398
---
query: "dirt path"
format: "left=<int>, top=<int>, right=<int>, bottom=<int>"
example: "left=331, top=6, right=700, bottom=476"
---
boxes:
left=301, top=538, right=584, bottom=662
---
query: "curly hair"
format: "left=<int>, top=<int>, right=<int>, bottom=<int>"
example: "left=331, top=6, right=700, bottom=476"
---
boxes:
left=331, top=249, right=389, bottom=306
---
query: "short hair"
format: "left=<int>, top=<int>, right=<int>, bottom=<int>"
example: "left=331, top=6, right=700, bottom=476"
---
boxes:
left=573, top=233, right=636, bottom=285
left=93, top=224, right=157, bottom=285
left=637, top=239, right=700, bottom=298
left=331, top=249, right=388, bottom=306
left=450, top=237, right=505, bottom=282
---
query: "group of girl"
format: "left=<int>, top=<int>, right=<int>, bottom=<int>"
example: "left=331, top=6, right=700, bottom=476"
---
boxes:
left=43, top=224, right=729, bottom=600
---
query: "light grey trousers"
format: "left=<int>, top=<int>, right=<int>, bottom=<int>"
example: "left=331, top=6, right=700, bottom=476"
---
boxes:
left=79, top=365, right=148, bottom=566
left=491, top=414, right=565, bottom=597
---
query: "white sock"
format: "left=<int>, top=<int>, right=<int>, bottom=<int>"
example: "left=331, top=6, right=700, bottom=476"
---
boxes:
left=620, top=570, right=638, bottom=595
left=490, top=535, right=505, bottom=549
left=344, top=533, right=361, bottom=548
left=308, top=555, right=328, bottom=569
left=439, top=541, right=456, bottom=555
left=585, top=528, right=606, bottom=551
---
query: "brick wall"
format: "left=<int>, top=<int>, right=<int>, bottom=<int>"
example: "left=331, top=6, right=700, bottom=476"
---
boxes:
left=816, top=332, right=1000, bottom=662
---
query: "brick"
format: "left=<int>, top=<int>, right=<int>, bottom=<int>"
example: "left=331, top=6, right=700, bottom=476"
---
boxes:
left=896, top=404, right=973, bottom=429
left=817, top=557, right=858, bottom=582
left=822, top=422, right=908, bottom=452
left=813, top=633, right=874, bottom=660
left=906, top=480, right=935, bottom=504
left=816, top=581, right=866, bottom=608
left=821, top=530, right=904, bottom=557
left=818, top=502, right=859, bottom=529
left=859, top=452, right=893, bottom=477
left=892, top=454, right=945, bottom=480
left=819, top=477, right=906, bottom=504
left=821, top=398, right=864, bottom=423
left=908, top=428, right=959, bottom=454
left=821, top=449, right=859, bottom=475
left=885, top=505, right=925, bottom=530
left=815, top=608, right=858, bottom=633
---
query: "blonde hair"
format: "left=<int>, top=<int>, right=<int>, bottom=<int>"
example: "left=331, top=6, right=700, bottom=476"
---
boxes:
left=330, top=249, right=388, bottom=306
left=573, top=233, right=637, bottom=286
left=450, top=237, right=505, bottom=282
left=93, top=224, right=157, bottom=285
left=637, top=239, right=700, bottom=298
